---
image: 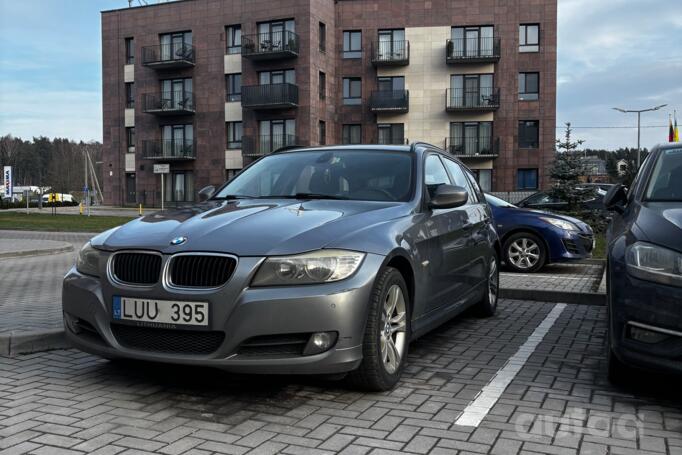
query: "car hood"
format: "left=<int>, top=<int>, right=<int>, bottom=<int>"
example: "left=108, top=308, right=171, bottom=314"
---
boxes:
left=634, top=202, right=682, bottom=252
left=497, top=206, right=593, bottom=233
left=92, top=199, right=408, bottom=256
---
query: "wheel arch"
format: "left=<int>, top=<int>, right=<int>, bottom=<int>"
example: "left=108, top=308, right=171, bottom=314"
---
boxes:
left=499, top=227, right=551, bottom=264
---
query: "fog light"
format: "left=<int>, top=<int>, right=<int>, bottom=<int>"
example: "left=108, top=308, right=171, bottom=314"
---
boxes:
left=63, top=312, right=81, bottom=334
left=303, top=331, right=338, bottom=355
left=628, top=325, right=670, bottom=344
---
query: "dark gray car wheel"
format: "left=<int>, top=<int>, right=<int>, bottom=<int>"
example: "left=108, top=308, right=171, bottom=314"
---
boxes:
left=475, top=254, right=499, bottom=317
left=503, top=232, right=546, bottom=273
left=349, top=266, right=410, bottom=392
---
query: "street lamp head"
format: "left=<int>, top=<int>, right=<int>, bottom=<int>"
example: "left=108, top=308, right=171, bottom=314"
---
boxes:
left=612, top=107, right=628, bottom=113
left=652, top=104, right=667, bottom=111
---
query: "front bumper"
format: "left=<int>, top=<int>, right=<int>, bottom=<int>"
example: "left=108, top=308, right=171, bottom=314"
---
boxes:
left=549, top=229, right=594, bottom=263
left=608, top=257, right=682, bottom=375
left=62, top=253, right=385, bottom=374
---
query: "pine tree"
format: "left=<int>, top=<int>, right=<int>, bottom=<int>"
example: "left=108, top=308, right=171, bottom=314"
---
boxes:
left=549, top=123, right=586, bottom=211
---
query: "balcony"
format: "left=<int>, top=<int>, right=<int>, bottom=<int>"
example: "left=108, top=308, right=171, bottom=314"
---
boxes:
left=446, top=37, right=501, bottom=64
left=242, top=134, right=299, bottom=157
left=142, top=140, right=196, bottom=160
left=446, top=137, right=500, bottom=158
left=445, top=88, right=500, bottom=112
left=142, top=43, right=195, bottom=69
left=371, top=40, right=409, bottom=66
left=142, top=91, right=195, bottom=116
left=369, top=90, right=409, bottom=113
left=241, top=31, right=299, bottom=60
left=241, top=83, right=299, bottom=110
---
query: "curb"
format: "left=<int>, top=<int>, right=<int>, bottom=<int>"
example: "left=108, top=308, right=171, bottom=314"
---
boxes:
left=0, top=244, right=74, bottom=260
left=500, top=288, right=605, bottom=305
left=0, top=329, right=69, bottom=357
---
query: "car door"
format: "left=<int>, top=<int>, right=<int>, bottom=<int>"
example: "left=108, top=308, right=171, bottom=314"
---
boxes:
left=419, top=154, right=476, bottom=313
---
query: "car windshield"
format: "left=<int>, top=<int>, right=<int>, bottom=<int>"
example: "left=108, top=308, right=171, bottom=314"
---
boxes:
left=645, top=148, right=682, bottom=202
left=213, top=149, right=414, bottom=202
left=485, top=193, right=517, bottom=208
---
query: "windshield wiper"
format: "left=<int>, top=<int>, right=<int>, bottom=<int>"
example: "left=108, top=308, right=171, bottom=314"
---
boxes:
left=212, top=194, right=252, bottom=200
left=260, top=193, right=350, bottom=200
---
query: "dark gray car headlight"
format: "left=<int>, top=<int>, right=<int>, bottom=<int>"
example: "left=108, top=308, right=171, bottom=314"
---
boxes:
left=76, top=242, right=101, bottom=277
left=626, top=241, right=682, bottom=287
left=252, top=249, right=365, bottom=286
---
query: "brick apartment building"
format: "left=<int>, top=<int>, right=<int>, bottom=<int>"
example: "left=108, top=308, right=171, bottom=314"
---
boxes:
left=101, top=0, right=556, bottom=206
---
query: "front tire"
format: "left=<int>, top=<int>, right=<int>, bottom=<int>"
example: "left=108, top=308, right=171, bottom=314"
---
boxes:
left=475, top=254, right=499, bottom=317
left=503, top=232, right=547, bottom=273
left=348, top=267, right=410, bottom=391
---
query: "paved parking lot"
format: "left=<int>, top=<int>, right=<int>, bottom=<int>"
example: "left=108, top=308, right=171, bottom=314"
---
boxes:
left=2, top=299, right=681, bottom=455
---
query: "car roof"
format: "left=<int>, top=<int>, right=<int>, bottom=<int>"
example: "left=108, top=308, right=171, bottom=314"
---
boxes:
left=272, top=142, right=445, bottom=156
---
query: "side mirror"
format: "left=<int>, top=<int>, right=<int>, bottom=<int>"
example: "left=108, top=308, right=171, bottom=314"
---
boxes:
left=198, top=185, right=216, bottom=202
left=603, top=184, right=627, bottom=213
left=429, top=184, right=468, bottom=210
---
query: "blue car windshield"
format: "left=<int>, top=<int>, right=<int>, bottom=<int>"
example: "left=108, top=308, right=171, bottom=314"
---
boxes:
left=485, top=193, right=517, bottom=208
left=645, top=148, right=682, bottom=202
left=214, top=150, right=414, bottom=202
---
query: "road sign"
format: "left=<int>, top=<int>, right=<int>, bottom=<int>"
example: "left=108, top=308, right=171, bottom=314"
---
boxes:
left=153, top=164, right=170, bottom=174
left=3, top=166, right=12, bottom=199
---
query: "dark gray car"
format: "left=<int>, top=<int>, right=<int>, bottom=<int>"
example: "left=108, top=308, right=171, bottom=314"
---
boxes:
left=63, top=143, right=500, bottom=391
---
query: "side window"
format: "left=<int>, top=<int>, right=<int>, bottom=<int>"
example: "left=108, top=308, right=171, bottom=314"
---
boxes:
left=424, top=155, right=450, bottom=197
left=464, top=170, right=484, bottom=203
left=442, top=157, right=475, bottom=204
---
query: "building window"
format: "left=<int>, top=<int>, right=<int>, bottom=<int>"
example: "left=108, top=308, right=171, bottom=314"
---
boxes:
left=449, top=122, right=493, bottom=155
left=343, top=77, right=362, bottom=105
left=226, top=25, right=241, bottom=54
left=449, top=74, right=494, bottom=107
left=259, top=119, right=296, bottom=154
left=517, top=169, right=538, bottom=190
left=226, top=122, right=242, bottom=149
left=519, top=24, right=539, bottom=52
left=342, top=124, right=361, bottom=144
left=125, top=82, right=135, bottom=108
left=256, top=19, right=296, bottom=53
left=518, top=120, right=539, bottom=148
left=377, top=124, right=404, bottom=145
left=125, top=37, right=135, bottom=64
left=161, top=124, right=193, bottom=157
left=450, top=26, right=495, bottom=58
left=519, top=72, right=539, bottom=100
left=318, top=120, right=326, bottom=145
left=126, top=127, right=135, bottom=153
left=319, top=22, right=326, bottom=53
left=259, top=69, right=295, bottom=85
left=159, top=31, right=192, bottom=61
left=343, top=30, right=362, bottom=58
left=472, top=169, right=492, bottom=192
left=377, top=76, right=405, bottom=91
left=165, top=171, right=195, bottom=202
left=160, top=78, right=192, bottom=109
left=226, top=73, right=241, bottom=101
left=319, top=71, right=326, bottom=99
left=376, top=29, right=406, bottom=60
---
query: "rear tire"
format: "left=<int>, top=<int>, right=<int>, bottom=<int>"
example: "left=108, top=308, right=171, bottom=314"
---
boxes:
left=503, top=232, right=547, bottom=273
left=348, top=267, right=410, bottom=392
left=475, top=254, right=499, bottom=317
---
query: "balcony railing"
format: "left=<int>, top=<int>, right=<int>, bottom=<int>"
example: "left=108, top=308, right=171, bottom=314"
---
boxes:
left=445, top=88, right=500, bottom=111
left=446, top=37, right=501, bottom=63
left=241, top=83, right=299, bottom=109
left=377, top=136, right=406, bottom=145
left=446, top=136, right=500, bottom=157
left=142, top=140, right=196, bottom=160
left=142, top=43, right=196, bottom=69
left=142, top=91, right=195, bottom=115
left=369, top=90, right=409, bottom=113
left=241, top=30, right=299, bottom=60
left=371, top=40, right=409, bottom=66
left=242, top=134, right=299, bottom=157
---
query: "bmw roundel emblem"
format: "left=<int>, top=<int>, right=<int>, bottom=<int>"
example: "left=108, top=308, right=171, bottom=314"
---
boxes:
left=170, top=236, right=188, bottom=246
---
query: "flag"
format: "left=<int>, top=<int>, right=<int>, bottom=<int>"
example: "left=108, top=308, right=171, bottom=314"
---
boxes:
left=675, top=111, right=680, bottom=142
left=669, top=114, right=675, bottom=142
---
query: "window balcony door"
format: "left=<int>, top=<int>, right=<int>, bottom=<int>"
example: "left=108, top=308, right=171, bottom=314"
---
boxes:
left=161, top=79, right=192, bottom=110
left=160, top=32, right=192, bottom=61
left=257, top=20, right=295, bottom=53
left=378, top=29, right=405, bottom=60
left=162, top=125, right=193, bottom=158
left=259, top=119, right=295, bottom=154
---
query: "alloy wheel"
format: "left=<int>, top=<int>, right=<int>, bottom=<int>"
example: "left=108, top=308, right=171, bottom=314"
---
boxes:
left=380, top=284, right=407, bottom=374
left=488, top=257, right=499, bottom=305
left=508, top=238, right=540, bottom=269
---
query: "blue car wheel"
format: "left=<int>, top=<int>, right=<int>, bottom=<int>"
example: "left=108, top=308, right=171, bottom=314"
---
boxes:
left=502, top=232, right=547, bottom=273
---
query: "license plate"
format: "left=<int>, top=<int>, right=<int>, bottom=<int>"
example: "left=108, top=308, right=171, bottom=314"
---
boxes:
left=113, top=296, right=209, bottom=327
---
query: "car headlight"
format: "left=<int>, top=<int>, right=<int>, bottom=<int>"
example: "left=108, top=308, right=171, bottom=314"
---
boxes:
left=76, top=242, right=101, bottom=277
left=626, top=242, right=682, bottom=287
left=252, top=249, right=365, bottom=286
left=539, top=217, right=579, bottom=232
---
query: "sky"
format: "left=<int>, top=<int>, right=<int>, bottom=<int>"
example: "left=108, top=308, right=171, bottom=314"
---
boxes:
left=0, top=0, right=681, bottom=150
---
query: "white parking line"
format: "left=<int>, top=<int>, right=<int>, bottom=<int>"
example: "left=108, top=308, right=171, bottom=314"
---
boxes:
left=454, top=303, right=567, bottom=427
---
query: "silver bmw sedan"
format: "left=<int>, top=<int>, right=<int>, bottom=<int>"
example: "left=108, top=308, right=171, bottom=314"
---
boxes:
left=63, top=143, right=500, bottom=391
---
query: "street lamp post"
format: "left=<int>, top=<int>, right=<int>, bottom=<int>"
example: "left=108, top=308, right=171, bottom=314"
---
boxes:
left=612, top=104, right=667, bottom=169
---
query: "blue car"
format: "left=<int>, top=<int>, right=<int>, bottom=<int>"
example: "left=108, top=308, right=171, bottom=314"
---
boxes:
left=485, top=194, right=594, bottom=272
